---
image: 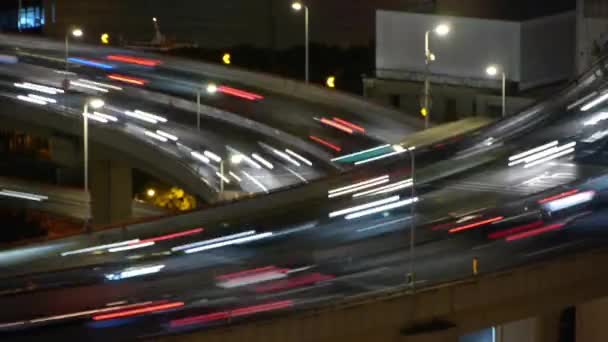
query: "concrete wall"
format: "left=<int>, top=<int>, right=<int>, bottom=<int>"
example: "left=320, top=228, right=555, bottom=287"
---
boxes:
left=576, top=0, right=608, bottom=74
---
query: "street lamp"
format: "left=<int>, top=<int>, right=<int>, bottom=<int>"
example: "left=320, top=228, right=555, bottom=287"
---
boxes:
left=196, top=83, right=218, bottom=131
left=291, top=1, right=309, bottom=83
left=394, top=144, right=417, bottom=289
left=422, top=23, right=450, bottom=129
left=65, top=27, right=83, bottom=74
left=486, top=65, right=507, bottom=118
left=82, top=98, right=105, bottom=199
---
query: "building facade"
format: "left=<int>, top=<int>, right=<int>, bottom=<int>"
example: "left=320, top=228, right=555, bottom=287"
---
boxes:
left=365, top=10, right=576, bottom=123
left=577, top=0, right=608, bottom=74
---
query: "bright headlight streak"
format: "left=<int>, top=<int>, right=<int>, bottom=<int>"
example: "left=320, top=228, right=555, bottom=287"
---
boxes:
left=524, top=147, right=576, bottom=168
left=354, top=150, right=405, bottom=165
left=69, top=81, right=109, bottom=92
left=0, top=190, right=48, bottom=201
left=285, top=167, right=307, bottom=183
left=543, top=191, right=595, bottom=212
left=145, top=131, right=168, bottom=142
left=353, top=179, right=413, bottom=198
left=156, top=130, right=178, bottom=141
left=242, top=171, right=269, bottom=193
left=172, top=231, right=256, bottom=252
left=28, top=94, right=56, bottom=103
left=329, top=175, right=389, bottom=194
left=15, top=82, right=64, bottom=95
left=331, top=144, right=391, bottom=162
left=84, top=113, right=108, bottom=123
left=328, top=177, right=391, bottom=198
left=23, top=301, right=155, bottom=324
left=17, top=95, right=47, bottom=105
left=61, top=239, right=140, bottom=256
left=285, top=149, right=313, bottom=166
left=229, top=171, right=242, bottom=182
left=217, top=271, right=287, bottom=289
left=77, top=79, right=123, bottom=90
left=134, top=110, right=167, bottom=123
left=184, top=232, right=273, bottom=254
left=583, top=112, right=608, bottom=126
left=109, top=241, right=155, bottom=252
left=191, top=151, right=211, bottom=164
left=252, top=153, right=274, bottom=169
left=273, top=149, right=301, bottom=167
left=517, top=142, right=577, bottom=166
left=581, top=92, right=608, bottom=111
left=216, top=172, right=231, bottom=184
left=508, top=141, right=558, bottom=163
left=204, top=151, right=222, bottom=163
left=345, top=197, right=419, bottom=220
left=125, top=111, right=158, bottom=124
left=108, top=265, right=165, bottom=280
left=329, top=195, right=400, bottom=218
left=567, top=91, right=597, bottom=110
left=93, top=112, right=118, bottom=122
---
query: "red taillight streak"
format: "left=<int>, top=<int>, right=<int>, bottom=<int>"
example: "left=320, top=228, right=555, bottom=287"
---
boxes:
left=448, top=216, right=504, bottom=233
left=215, top=266, right=287, bottom=281
left=255, top=273, right=334, bottom=293
left=138, top=228, right=204, bottom=244
left=309, top=136, right=341, bottom=152
left=320, top=118, right=354, bottom=134
left=218, top=86, right=264, bottom=101
left=92, top=302, right=184, bottom=321
left=487, top=221, right=544, bottom=240
left=538, top=189, right=579, bottom=204
left=107, top=74, right=148, bottom=85
left=107, top=55, right=162, bottom=67
left=332, top=118, right=365, bottom=133
left=169, top=300, right=293, bottom=328
left=505, top=223, right=565, bottom=242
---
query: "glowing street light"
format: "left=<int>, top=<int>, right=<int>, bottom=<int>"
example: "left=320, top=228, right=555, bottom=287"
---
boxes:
left=195, top=83, right=219, bottom=131
left=65, top=27, right=83, bottom=74
left=422, top=23, right=451, bottom=129
left=146, top=188, right=156, bottom=198
left=291, top=1, right=309, bottom=83
left=486, top=64, right=507, bottom=118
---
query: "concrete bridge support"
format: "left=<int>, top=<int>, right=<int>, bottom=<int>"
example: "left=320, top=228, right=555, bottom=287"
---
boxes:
left=90, top=159, right=132, bottom=226
left=576, top=296, right=608, bottom=342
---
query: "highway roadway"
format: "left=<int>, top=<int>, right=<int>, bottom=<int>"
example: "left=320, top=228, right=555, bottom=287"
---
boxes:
left=0, top=40, right=608, bottom=340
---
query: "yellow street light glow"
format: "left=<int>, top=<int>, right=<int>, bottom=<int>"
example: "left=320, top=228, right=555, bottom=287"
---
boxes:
left=222, top=53, right=231, bottom=65
left=486, top=65, right=499, bottom=77
left=101, top=33, right=110, bottom=45
left=420, top=107, right=429, bottom=117
left=434, top=24, right=450, bottom=36
left=71, top=28, right=83, bottom=37
left=146, top=188, right=156, bottom=198
left=292, top=2, right=303, bottom=11
left=326, top=76, right=336, bottom=88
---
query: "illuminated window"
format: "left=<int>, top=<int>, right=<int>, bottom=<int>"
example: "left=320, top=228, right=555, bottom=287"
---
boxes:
left=18, top=6, right=44, bottom=30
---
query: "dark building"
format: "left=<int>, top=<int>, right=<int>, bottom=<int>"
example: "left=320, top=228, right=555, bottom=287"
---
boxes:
left=0, top=0, right=44, bottom=32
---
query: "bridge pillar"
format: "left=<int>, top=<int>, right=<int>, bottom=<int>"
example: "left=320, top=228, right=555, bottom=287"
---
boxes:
left=495, top=311, right=561, bottom=342
left=90, top=159, right=132, bottom=226
left=576, top=296, right=608, bottom=342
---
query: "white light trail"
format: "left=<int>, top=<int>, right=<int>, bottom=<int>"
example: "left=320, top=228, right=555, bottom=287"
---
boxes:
left=69, top=81, right=109, bottom=92
left=93, top=112, right=118, bottom=122
left=583, top=112, right=608, bottom=126
left=353, top=179, right=413, bottom=198
left=156, top=130, right=178, bottom=141
left=0, top=189, right=48, bottom=201
left=567, top=92, right=598, bottom=110
left=184, top=232, right=273, bottom=254
left=84, top=113, right=108, bottom=123
left=285, top=167, right=308, bottom=183
left=514, top=142, right=577, bottom=167
left=105, top=265, right=165, bottom=280
left=125, top=110, right=158, bottom=124
left=14, top=82, right=64, bottom=95
left=28, top=94, right=56, bottom=103
left=508, top=140, right=558, bottom=163
left=331, top=144, right=391, bottom=162
left=216, top=172, right=231, bottom=184
left=329, top=195, right=400, bottom=218
left=145, top=130, right=168, bottom=142
left=191, top=151, right=211, bottom=164
left=328, top=177, right=391, bottom=198
left=273, top=149, right=301, bottom=167
left=17, top=95, right=47, bottom=105
left=217, top=271, right=287, bottom=289
left=581, top=92, right=608, bottom=111
left=109, top=241, right=155, bottom=253
left=229, top=171, right=242, bottom=182
left=285, top=149, right=313, bottom=166
left=134, top=110, right=168, bottom=123
left=77, top=79, right=123, bottom=90
left=543, top=191, right=595, bottom=212
left=328, top=175, right=389, bottom=195
left=61, top=239, right=140, bottom=256
left=524, top=147, right=576, bottom=168
left=252, top=153, right=274, bottom=169
left=345, top=197, right=419, bottom=220
left=204, top=150, right=222, bottom=163
left=354, top=150, right=406, bottom=165
left=242, top=171, right=269, bottom=193
left=172, top=231, right=256, bottom=252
